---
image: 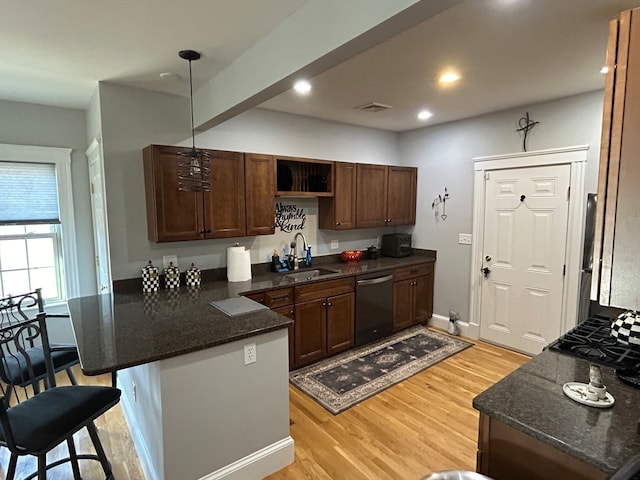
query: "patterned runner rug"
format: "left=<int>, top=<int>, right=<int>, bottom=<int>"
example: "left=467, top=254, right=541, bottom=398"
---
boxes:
left=290, top=326, right=472, bottom=414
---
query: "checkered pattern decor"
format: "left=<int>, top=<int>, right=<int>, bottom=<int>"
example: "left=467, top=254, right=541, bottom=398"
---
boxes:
left=142, top=261, right=159, bottom=293
left=611, top=310, right=640, bottom=346
left=185, top=263, right=201, bottom=287
left=165, top=262, right=180, bottom=289
left=143, top=291, right=159, bottom=315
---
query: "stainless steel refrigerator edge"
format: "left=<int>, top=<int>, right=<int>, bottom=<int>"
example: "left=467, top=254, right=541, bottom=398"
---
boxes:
left=578, top=193, right=597, bottom=324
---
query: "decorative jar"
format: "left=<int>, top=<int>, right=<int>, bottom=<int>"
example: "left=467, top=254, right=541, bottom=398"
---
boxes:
left=185, top=263, right=201, bottom=287
left=142, top=260, right=159, bottom=292
left=164, top=261, right=180, bottom=289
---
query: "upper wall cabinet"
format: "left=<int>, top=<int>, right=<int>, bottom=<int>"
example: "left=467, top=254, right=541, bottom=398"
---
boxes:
left=355, top=164, right=417, bottom=228
left=592, top=7, right=640, bottom=310
left=143, top=145, right=246, bottom=242
left=318, top=162, right=356, bottom=230
left=245, top=153, right=276, bottom=236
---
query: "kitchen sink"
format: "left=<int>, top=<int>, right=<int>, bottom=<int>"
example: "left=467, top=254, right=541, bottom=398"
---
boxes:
left=283, top=268, right=336, bottom=282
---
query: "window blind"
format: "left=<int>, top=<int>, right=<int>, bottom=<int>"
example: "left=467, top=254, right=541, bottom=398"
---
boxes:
left=0, top=161, right=60, bottom=224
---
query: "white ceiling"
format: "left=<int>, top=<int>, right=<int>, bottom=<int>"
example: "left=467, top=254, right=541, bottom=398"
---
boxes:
left=1, top=0, right=639, bottom=132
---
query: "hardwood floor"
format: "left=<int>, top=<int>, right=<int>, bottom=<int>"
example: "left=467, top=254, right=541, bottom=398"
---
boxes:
left=0, top=333, right=528, bottom=480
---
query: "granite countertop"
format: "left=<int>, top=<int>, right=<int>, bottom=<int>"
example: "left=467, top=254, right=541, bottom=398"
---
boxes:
left=69, top=251, right=436, bottom=376
left=473, top=349, right=640, bottom=474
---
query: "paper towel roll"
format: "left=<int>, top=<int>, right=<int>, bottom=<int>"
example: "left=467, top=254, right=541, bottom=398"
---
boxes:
left=227, top=246, right=252, bottom=282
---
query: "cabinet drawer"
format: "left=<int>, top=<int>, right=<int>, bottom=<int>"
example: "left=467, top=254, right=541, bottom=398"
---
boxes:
left=295, top=277, right=355, bottom=303
left=394, top=262, right=433, bottom=282
left=245, top=287, right=294, bottom=308
left=264, top=288, right=294, bottom=308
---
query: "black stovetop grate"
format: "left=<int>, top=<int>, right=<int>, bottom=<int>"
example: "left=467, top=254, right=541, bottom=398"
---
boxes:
left=547, top=314, right=640, bottom=371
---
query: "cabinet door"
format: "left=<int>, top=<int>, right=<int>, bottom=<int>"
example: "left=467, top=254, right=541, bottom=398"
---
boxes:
left=356, top=163, right=388, bottom=228
left=204, top=150, right=246, bottom=238
left=326, top=292, right=355, bottom=355
left=593, top=8, right=640, bottom=310
left=294, top=300, right=327, bottom=367
left=143, top=145, right=204, bottom=242
left=393, top=279, right=413, bottom=332
left=273, top=305, right=296, bottom=370
left=319, top=161, right=356, bottom=230
left=245, top=153, right=275, bottom=236
left=387, top=166, right=417, bottom=226
left=413, top=276, right=432, bottom=325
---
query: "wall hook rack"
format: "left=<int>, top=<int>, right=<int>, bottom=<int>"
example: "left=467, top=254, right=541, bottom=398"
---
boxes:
left=432, top=187, right=450, bottom=220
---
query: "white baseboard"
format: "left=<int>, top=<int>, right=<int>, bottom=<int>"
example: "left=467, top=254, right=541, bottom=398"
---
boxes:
left=429, top=313, right=480, bottom=340
left=199, top=437, right=295, bottom=480
left=120, top=392, right=160, bottom=480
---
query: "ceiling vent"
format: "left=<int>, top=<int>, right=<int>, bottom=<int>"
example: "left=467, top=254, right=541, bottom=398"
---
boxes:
left=355, top=102, right=393, bottom=113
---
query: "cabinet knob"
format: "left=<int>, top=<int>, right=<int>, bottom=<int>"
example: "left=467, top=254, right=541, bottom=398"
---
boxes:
left=322, top=302, right=327, bottom=306
left=327, top=302, right=332, bottom=307
left=336, top=222, right=341, bottom=226
left=206, top=229, right=211, bottom=233
left=199, top=229, right=205, bottom=234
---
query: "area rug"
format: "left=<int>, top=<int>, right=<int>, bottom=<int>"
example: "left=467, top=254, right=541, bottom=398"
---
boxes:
left=289, top=326, right=472, bottom=414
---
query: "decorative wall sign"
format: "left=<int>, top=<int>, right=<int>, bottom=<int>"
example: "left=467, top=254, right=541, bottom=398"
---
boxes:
left=516, top=111, right=539, bottom=152
left=275, top=202, right=307, bottom=233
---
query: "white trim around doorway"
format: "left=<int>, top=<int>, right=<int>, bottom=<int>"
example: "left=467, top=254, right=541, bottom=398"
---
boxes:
left=469, top=145, right=589, bottom=343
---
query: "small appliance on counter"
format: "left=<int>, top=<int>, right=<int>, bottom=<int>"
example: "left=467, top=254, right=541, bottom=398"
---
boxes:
left=381, top=233, right=412, bottom=257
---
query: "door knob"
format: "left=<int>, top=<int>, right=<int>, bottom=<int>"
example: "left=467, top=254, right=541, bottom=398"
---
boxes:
left=481, top=266, right=491, bottom=277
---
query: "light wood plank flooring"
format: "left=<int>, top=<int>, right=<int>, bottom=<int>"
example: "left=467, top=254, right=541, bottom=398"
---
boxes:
left=0, top=333, right=528, bottom=480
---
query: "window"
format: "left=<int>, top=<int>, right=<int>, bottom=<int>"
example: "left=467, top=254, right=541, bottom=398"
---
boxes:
left=0, top=224, right=64, bottom=302
left=0, top=144, right=79, bottom=302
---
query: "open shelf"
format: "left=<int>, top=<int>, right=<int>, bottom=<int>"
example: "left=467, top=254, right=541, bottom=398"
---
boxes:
left=276, top=157, right=333, bottom=197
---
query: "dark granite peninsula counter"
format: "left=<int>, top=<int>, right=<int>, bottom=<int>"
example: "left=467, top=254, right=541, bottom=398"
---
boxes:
left=473, top=350, right=640, bottom=480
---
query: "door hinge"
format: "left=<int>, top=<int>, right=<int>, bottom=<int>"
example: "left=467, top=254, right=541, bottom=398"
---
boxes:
left=563, top=264, right=566, bottom=276
left=91, top=182, right=95, bottom=194
left=567, top=186, right=570, bottom=201
left=484, top=172, right=490, bottom=180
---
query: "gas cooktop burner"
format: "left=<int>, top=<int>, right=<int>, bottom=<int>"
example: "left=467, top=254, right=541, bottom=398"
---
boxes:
left=547, top=314, right=640, bottom=374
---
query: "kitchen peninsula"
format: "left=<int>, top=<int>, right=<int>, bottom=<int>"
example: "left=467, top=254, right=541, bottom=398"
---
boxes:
left=473, top=350, right=640, bottom=479
left=67, top=252, right=436, bottom=480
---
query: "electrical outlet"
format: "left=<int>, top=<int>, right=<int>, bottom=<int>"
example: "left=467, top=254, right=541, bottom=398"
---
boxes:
left=163, top=254, right=178, bottom=269
left=132, top=382, right=137, bottom=403
left=458, top=234, right=472, bottom=245
left=331, top=240, right=339, bottom=250
left=244, top=343, right=257, bottom=365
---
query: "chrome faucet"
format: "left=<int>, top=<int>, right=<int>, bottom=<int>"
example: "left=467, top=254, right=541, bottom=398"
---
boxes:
left=292, top=232, right=308, bottom=270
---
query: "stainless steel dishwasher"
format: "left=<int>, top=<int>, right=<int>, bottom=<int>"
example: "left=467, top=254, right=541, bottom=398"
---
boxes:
left=355, top=270, right=394, bottom=346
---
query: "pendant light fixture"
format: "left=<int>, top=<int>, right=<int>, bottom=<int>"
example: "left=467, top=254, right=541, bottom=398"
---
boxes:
left=177, top=49, right=211, bottom=192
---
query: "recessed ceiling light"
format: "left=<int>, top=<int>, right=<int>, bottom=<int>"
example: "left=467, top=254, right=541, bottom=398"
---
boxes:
left=293, top=80, right=312, bottom=94
left=417, top=110, right=433, bottom=120
left=439, top=72, right=461, bottom=84
left=599, top=66, right=609, bottom=74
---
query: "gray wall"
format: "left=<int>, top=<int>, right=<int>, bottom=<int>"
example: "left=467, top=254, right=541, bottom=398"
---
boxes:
left=399, top=90, right=605, bottom=323
left=0, top=99, right=97, bottom=298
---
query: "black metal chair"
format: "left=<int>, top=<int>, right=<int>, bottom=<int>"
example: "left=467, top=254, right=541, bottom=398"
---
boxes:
left=0, top=310, right=121, bottom=479
left=0, top=289, right=80, bottom=403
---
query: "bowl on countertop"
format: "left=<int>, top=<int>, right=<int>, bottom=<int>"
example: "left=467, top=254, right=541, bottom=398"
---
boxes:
left=341, top=250, right=363, bottom=263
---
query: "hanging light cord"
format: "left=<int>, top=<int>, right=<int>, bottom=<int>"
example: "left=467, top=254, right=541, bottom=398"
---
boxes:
left=187, top=59, right=196, bottom=151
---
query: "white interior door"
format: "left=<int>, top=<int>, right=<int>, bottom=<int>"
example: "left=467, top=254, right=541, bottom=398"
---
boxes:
left=86, top=140, right=112, bottom=294
left=479, top=164, right=571, bottom=355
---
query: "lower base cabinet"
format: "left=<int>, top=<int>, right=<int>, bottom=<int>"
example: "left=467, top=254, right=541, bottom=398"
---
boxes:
left=393, top=263, right=434, bottom=331
left=294, top=292, right=355, bottom=368
left=477, top=414, right=606, bottom=480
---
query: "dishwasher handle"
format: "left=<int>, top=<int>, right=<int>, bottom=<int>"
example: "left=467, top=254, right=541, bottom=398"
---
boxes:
left=357, top=274, right=394, bottom=286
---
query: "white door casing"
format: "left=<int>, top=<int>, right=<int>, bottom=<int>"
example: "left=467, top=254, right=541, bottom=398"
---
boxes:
left=479, top=165, right=570, bottom=354
left=469, top=146, right=588, bottom=352
left=86, top=139, right=112, bottom=294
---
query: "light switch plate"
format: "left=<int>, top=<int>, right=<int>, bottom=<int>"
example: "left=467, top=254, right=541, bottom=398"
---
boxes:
left=331, top=240, right=339, bottom=250
left=458, top=234, right=472, bottom=245
left=163, top=255, right=178, bottom=269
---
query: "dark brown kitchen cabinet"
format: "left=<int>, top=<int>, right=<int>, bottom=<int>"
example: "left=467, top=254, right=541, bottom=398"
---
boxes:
left=318, top=161, right=357, bottom=230
left=477, top=414, right=606, bottom=480
left=272, top=306, right=295, bottom=371
left=393, top=263, right=434, bottom=332
left=294, top=277, right=355, bottom=368
left=356, top=164, right=417, bottom=228
left=245, top=153, right=276, bottom=236
left=143, top=145, right=245, bottom=242
left=592, top=7, right=640, bottom=310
